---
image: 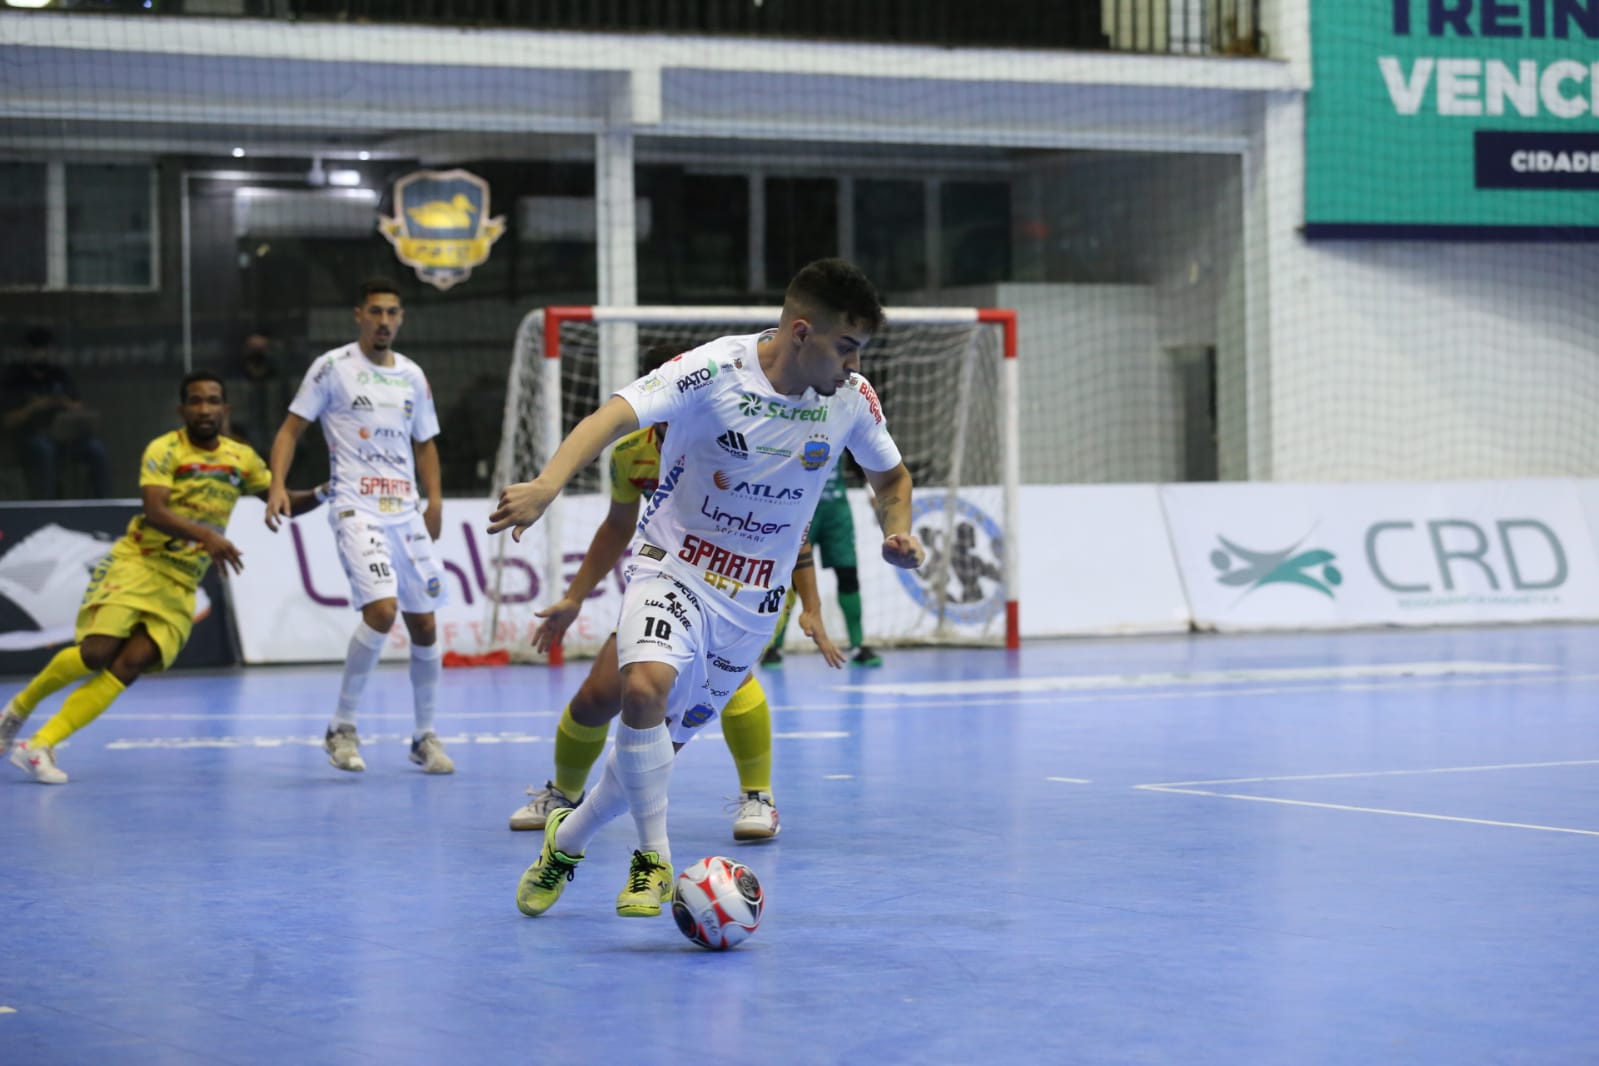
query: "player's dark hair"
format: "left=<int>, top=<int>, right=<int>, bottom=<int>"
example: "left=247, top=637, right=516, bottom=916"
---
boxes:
left=355, top=276, right=402, bottom=306
left=785, top=258, right=885, bottom=334
left=179, top=370, right=227, bottom=402
left=640, top=343, right=685, bottom=376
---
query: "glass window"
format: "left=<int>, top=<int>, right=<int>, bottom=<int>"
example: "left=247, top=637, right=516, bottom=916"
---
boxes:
left=67, top=164, right=155, bottom=289
left=764, top=176, right=836, bottom=292
left=0, top=163, right=48, bottom=288
left=855, top=178, right=926, bottom=294
left=941, top=180, right=1011, bottom=287
left=637, top=165, right=748, bottom=302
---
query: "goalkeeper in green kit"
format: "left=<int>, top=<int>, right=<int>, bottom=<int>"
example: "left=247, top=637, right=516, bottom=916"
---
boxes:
left=761, top=457, right=882, bottom=668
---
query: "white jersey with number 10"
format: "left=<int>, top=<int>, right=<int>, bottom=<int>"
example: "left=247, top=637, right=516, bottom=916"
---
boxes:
left=615, top=332, right=901, bottom=630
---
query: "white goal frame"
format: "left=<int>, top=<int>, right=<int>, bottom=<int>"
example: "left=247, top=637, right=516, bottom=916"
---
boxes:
left=491, top=304, right=1020, bottom=662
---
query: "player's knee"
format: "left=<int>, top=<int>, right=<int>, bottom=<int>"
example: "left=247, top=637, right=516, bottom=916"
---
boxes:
left=111, top=644, right=159, bottom=684
left=403, top=615, right=437, bottom=646
left=618, top=666, right=671, bottom=727
left=835, top=567, right=860, bottom=594
left=361, top=601, right=398, bottom=633
left=78, top=637, right=120, bottom=671
left=570, top=677, right=619, bottom=724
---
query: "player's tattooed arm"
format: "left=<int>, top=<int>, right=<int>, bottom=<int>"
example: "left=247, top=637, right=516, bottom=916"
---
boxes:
left=863, top=462, right=925, bottom=570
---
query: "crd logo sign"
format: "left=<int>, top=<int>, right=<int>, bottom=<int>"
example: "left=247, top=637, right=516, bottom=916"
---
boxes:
left=1364, top=519, right=1566, bottom=592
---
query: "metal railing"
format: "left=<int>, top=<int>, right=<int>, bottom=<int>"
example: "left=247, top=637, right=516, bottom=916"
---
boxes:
left=48, top=0, right=1267, bottom=58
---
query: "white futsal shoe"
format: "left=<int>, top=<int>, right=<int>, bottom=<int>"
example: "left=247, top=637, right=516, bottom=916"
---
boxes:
left=731, top=791, right=781, bottom=841
left=324, top=724, right=366, bottom=772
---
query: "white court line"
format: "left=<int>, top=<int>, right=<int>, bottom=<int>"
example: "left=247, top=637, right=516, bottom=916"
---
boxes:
left=1137, top=759, right=1599, bottom=837
left=1143, top=759, right=1599, bottom=788
left=1046, top=776, right=1093, bottom=784
left=103, top=730, right=849, bottom=750
left=96, top=667, right=1599, bottom=724
left=836, top=661, right=1554, bottom=697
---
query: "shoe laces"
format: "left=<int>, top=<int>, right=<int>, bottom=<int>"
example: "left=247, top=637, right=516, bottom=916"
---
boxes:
left=534, top=850, right=579, bottom=890
left=625, top=850, right=664, bottom=893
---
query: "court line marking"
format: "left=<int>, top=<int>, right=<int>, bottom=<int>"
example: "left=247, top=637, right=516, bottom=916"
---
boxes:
left=1137, top=759, right=1599, bottom=837
left=1141, top=759, right=1599, bottom=787
left=835, top=661, right=1555, bottom=697
left=1046, top=776, right=1093, bottom=784
left=97, top=669, right=1599, bottom=723
left=103, top=730, right=849, bottom=750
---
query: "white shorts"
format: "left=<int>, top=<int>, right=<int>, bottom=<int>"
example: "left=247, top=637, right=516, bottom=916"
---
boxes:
left=615, top=569, right=772, bottom=745
left=331, top=509, right=447, bottom=614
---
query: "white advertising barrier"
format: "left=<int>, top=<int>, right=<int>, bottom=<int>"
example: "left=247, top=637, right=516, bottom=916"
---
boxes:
left=225, top=495, right=619, bottom=663
left=1162, top=480, right=1599, bottom=631
left=1575, top=479, right=1599, bottom=567
left=227, top=483, right=1192, bottom=662
left=841, top=484, right=1188, bottom=643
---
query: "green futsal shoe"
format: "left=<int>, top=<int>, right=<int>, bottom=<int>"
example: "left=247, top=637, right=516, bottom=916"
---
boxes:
left=516, top=807, right=583, bottom=916
left=615, top=850, right=674, bottom=917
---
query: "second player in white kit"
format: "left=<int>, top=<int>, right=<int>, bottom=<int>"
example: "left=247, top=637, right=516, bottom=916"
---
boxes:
left=491, top=258, right=927, bottom=919
left=267, top=277, right=454, bottom=776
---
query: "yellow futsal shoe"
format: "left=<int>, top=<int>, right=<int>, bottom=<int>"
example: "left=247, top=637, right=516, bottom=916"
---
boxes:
left=616, top=850, right=674, bottom=917
left=515, top=807, right=583, bottom=917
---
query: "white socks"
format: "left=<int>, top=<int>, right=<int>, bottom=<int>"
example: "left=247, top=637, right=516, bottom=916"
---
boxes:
left=409, top=641, right=442, bottom=740
left=334, top=622, right=389, bottom=727
left=553, top=746, right=631, bottom=857
left=614, top=722, right=674, bottom=865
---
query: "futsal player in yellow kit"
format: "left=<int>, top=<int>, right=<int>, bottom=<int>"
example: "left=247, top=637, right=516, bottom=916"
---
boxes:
left=1, top=371, right=322, bottom=784
left=507, top=348, right=845, bottom=840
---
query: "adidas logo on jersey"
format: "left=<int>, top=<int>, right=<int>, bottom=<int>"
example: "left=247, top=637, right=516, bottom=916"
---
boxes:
left=716, top=430, right=749, bottom=459
left=351, top=395, right=374, bottom=410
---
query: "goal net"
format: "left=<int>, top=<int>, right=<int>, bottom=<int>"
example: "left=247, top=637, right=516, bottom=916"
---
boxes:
left=483, top=306, right=1018, bottom=663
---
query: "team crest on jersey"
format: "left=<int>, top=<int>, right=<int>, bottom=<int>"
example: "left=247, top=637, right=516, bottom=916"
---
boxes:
left=379, top=169, right=506, bottom=291
left=801, top=436, right=832, bottom=471
left=404, top=398, right=414, bottom=418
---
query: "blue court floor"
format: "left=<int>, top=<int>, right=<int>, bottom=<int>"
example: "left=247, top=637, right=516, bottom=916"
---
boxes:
left=3, top=625, right=1597, bottom=1065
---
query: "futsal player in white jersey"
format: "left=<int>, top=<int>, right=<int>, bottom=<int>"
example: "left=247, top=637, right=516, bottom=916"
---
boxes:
left=490, top=258, right=926, bottom=918
left=265, top=277, right=454, bottom=775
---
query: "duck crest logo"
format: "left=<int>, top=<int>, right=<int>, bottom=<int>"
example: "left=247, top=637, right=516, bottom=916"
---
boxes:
left=379, top=169, right=506, bottom=291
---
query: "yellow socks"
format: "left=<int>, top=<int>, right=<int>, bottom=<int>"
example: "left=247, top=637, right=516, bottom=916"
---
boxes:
left=12, top=646, right=93, bottom=718
left=31, top=671, right=126, bottom=749
left=720, top=681, right=773, bottom=795
left=551, top=704, right=610, bottom=799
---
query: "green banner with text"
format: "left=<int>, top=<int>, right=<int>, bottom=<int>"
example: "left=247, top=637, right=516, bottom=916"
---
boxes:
left=1306, top=1, right=1599, bottom=238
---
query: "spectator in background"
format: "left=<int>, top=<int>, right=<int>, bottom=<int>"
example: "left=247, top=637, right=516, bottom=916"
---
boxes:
left=1, top=327, right=111, bottom=499
left=225, top=330, right=288, bottom=454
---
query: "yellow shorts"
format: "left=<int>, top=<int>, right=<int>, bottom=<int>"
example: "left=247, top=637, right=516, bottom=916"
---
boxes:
left=75, top=553, right=198, bottom=671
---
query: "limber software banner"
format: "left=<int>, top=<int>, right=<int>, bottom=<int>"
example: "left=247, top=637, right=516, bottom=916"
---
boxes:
left=1306, top=1, right=1599, bottom=238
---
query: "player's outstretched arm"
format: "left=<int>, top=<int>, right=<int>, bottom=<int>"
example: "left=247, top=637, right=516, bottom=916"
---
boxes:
left=864, top=462, right=925, bottom=570
left=532, top=497, right=640, bottom=653
left=265, top=413, right=312, bottom=531
left=255, top=485, right=323, bottom=524
left=791, top=543, right=845, bottom=668
left=140, top=485, right=247, bottom=575
left=488, top=395, right=640, bottom=541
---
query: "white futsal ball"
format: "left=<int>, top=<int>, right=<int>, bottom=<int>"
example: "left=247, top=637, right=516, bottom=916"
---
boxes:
left=672, top=856, right=764, bottom=950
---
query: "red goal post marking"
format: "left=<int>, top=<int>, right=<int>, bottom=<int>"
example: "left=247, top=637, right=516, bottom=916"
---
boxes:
left=523, top=305, right=1020, bottom=659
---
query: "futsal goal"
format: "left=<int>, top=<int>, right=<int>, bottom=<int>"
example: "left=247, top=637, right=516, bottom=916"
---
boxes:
left=485, top=305, right=1019, bottom=663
